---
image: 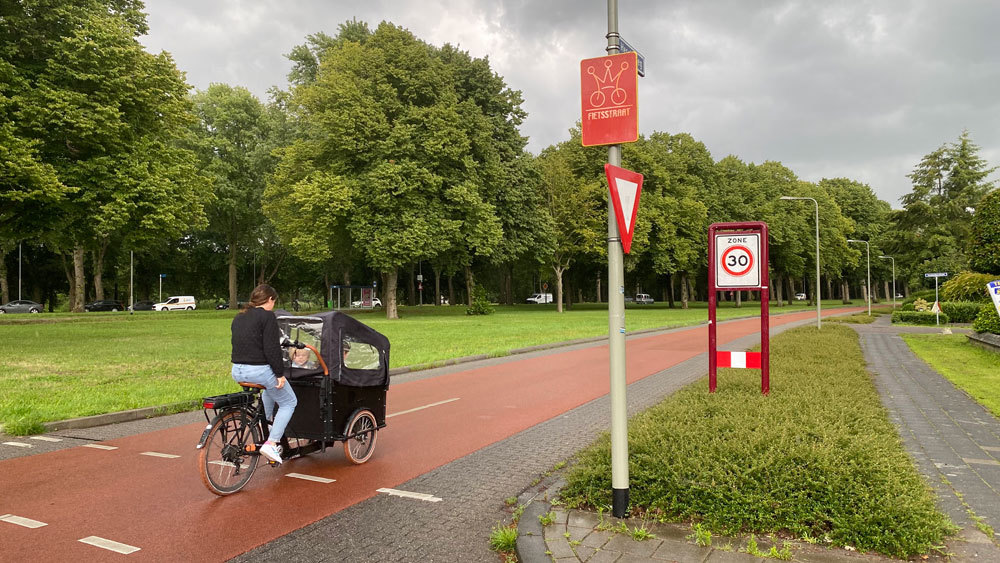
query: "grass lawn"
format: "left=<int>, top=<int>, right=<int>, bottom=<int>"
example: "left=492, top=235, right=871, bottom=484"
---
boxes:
left=0, top=300, right=856, bottom=434
left=902, top=333, right=1000, bottom=418
left=559, top=324, right=953, bottom=558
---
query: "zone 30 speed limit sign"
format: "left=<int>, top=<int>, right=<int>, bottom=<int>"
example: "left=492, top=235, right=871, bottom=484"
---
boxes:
left=715, top=233, right=761, bottom=288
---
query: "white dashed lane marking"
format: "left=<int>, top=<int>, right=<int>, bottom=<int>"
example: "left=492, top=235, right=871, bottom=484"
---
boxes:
left=140, top=452, right=180, bottom=459
left=286, top=473, right=336, bottom=484
left=377, top=488, right=443, bottom=502
left=29, top=436, right=62, bottom=442
left=81, top=444, right=118, bottom=450
left=79, top=536, right=141, bottom=554
left=386, top=398, right=460, bottom=419
left=0, top=514, right=47, bottom=528
left=2, top=442, right=32, bottom=448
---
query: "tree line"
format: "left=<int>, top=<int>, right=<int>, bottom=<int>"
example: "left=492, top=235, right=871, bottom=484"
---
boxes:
left=2, top=3, right=996, bottom=317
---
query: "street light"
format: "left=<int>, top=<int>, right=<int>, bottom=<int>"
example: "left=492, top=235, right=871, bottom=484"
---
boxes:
left=780, top=196, right=821, bottom=329
left=847, top=239, right=871, bottom=316
left=879, top=255, right=895, bottom=309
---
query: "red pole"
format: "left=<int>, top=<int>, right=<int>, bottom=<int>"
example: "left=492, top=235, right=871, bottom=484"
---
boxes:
left=708, top=225, right=717, bottom=392
left=760, top=223, right=770, bottom=395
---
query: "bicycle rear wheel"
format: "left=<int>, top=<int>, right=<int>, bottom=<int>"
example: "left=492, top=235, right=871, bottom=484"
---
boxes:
left=199, top=410, right=261, bottom=495
left=343, top=409, right=377, bottom=464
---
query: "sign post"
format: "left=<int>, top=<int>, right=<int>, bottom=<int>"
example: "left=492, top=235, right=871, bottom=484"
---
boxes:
left=925, top=272, right=948, bottom=325
left=709, top=222, right=770, bottom=394
left=159, top=273, right=166, bottom=302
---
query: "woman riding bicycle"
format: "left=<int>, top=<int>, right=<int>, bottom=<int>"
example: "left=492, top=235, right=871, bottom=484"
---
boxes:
left=229, top=284, right=297, bottom=464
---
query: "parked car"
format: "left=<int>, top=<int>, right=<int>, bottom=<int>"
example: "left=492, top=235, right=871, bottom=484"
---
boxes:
left=351, top=297, right=383, bottom=307
left=129, top=300, right=155, bottom=311
left=0, top=300, right=43, bottom=314
left=794, top=293, right=807, bottom=301
left=634, top=293, right=654, bottom=305
left=525, top=293, right=553, bottom=304
left=84, top=299, right=125, bottom=312
left=154, top=295, right=197, bottom=311
left=215, top=301, right=248, bottom=310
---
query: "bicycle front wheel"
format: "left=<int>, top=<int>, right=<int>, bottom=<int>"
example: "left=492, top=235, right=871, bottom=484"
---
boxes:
left=199, top=410, right=261, bottom=495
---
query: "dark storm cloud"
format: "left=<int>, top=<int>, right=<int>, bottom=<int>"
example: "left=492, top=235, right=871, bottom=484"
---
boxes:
left=140, top=0, right=1000, bottom=206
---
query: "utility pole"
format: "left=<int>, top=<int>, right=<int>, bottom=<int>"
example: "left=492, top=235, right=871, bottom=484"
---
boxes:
left=605, top=0, right=629, bottom=519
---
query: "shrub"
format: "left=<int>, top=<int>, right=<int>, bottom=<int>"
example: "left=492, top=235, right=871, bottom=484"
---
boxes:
left=941, top=272, right=996, bottom=302
left=901, top=290, right=936, bottom=307
left=901, top=303, right=915, bottom=312
left=913, top=298, right=930, bottom=312
left=892, top=311, right=949, bottom=325
left=970, top=190, right=1000, bottom=275
left=466, top=285, right=495, bottom=316
left=941, top=302, right=982, bottom=323
left=973, top=303, right=1000, bottom=335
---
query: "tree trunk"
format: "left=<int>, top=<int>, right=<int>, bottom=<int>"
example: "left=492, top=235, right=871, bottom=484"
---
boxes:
left=61, top=254, right=76, bottom=311
left=384, top=269, right=399, bottom=319
left=448, top=275, right=454, bottom=306
left=0, top=248, right=8, bottom=304
left=842, top=279, right=851, bottom=304
left=862, top=283, right=869, bottom=305
left=667, top=273, right=675, bottom=308
left=596, top=273, right=601, bottom=304
left=464, top=265, right=474, bottom=307
left=434, top=269, right=441, bottom=306
left=553, top=265, right=565, bottom=313
left=686, top=276, right=695, bottom=305
left=680, top=271, right=689, bottom=309
left=578, top=288, right=584, bottom=304
left=566, top=278, right=573, bottom=308
left=774, top=274, right=783, bottom=306
left=92, top=249, right=104, bottom=300
left=324, top=272, right=330, bottom=308
left=884, top=280, right=891, bottom=303
left=736, top=289, right=742, bottom=308
left=228, top=244, right=238, bottom=308
left=73, top=245, right=86, bottom=312
left=826, top=277, right=833, bottom=304
left=408, top=264, right=416, bottom=307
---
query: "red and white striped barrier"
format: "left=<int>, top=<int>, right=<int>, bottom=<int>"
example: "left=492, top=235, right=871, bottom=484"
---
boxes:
left=716, top=351, right=762, bottom=369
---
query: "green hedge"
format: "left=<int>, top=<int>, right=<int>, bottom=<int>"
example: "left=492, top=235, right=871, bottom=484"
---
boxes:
left=941, top=272, right=996, bottom=302
left=892, top=311, right=949, bottom=325
left=941, top=302, right=982, bottom=323
left=901, top=289, right=937, bottom=307
left=973, top=303, right=1000, bottom=334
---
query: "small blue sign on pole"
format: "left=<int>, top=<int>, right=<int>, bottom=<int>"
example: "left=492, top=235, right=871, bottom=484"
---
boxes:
left=619, top=37, right=645, bottom=77
left=159, top=274, right=166, bottom=278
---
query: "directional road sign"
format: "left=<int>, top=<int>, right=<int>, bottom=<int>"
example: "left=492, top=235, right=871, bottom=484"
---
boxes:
left=924, top=272, right=948, bottom=278
left=580, top=52, right=638, bottom=147
left=604, top=164, right=644, bottom=254
left=618, top=37, right=645, bottom=77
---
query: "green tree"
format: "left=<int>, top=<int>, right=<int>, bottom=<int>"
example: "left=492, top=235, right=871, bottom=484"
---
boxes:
left=970, top=189, right=1000, bottom=275
left=2, top=0, right=209, bottom=310
left=267, top=22, right=507, bottom=319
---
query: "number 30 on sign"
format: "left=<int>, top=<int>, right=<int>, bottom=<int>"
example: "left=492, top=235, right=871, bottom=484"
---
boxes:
left=715, top=234, right=761, bottom=288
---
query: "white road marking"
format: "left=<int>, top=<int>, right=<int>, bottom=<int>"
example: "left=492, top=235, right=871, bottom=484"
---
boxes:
left=79, top=536, right=140, bottom=554
left=982, top=446, right=1000, bottom=452
left=2, top=442, right=32, bottom=448
left=0, top=514, right=47, bottom=528
left=386, top=398, right=460, bottom=419
left=377, top=488, right=443, bottom=502
left=140, top=452, right=180, bottom=459
left=208, top=460, right=237, bottom=468
left=29, top=436, right=62, bottom=442
left=81, top=444, right=118, bottom=450
left=286, top=473, right=336, bottom=484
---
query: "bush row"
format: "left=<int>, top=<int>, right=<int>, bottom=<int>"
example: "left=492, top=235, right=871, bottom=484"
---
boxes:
left=941, top=272, right=996, bottom=302
left=892, top=311, right=949, bottom=325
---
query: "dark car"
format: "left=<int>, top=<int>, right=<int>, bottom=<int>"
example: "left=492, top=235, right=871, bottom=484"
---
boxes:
left=84, top=299, right=125, bottom=312
left=216, top=301, right=248, bottom=310
left=0, top=300, right=43, bottom=314
left=129, top=300, right=155, bottom=311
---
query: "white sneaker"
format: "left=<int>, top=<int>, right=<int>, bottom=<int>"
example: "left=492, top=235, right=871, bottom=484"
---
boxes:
left=259, top=443, right=283, bottom=464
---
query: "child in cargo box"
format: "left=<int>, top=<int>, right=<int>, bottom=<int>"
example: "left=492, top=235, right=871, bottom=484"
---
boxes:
left=230, top=284, right=297, bottom=464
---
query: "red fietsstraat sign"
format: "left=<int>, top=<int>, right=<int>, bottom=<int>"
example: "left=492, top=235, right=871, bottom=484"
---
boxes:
left=708, top=222, right=770, bottom=395
left=580, top=52, right=638, bottom=147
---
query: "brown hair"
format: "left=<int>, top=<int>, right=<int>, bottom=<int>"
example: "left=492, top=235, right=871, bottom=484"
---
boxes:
left=244, top=283, right=278, bottom=312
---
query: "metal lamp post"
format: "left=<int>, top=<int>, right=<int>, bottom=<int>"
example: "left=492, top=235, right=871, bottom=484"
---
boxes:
left=847, top=239, right=871, bottom=315
left=882, top=256, right=895, bottom=309
left=780, top=196, right=821, bottom=329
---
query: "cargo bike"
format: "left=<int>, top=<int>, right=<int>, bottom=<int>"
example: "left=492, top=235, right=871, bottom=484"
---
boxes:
left=197, top=310, right=390, bottom=495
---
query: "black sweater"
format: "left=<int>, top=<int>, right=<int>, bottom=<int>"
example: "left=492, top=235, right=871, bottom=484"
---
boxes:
left=230, top=307, right=284, bottom=376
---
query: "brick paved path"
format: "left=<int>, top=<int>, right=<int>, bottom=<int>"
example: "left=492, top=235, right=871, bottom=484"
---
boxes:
left=234, top=322, right=801, bottom=562
left=854, top=319, right=1000, bottom=558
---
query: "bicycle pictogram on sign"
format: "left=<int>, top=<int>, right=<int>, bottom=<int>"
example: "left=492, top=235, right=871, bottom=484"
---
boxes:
left=586, top=58, right=630, bottom=108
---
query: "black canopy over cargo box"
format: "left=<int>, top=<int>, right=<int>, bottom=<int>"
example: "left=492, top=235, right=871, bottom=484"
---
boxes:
left=273, top=310, right=390, bottom=442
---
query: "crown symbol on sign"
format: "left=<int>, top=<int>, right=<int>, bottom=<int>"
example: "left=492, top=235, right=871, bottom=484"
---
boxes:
left=586, top=59, right=630, bottom=108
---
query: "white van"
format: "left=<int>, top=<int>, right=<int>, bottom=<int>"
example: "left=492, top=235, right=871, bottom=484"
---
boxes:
left=526, top=293, right=553, bottom=304
left=155, top=295, right=197, bottom=311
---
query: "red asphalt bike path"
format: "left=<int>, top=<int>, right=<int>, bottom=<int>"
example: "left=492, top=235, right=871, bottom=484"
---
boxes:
left=0, top=308, right=862, bottom=561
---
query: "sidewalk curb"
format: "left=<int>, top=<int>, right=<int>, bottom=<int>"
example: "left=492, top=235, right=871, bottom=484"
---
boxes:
left=29, top=307, right=862, bottom=434
left=515, top=473, right=565, bottom=562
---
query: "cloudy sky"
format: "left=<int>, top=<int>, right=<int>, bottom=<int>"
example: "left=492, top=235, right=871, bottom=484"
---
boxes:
left=140, top=0, right=1000, bottom=208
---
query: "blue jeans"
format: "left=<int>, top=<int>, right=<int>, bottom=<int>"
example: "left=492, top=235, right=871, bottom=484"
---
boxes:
left=231, top=364, right=297, bottom=444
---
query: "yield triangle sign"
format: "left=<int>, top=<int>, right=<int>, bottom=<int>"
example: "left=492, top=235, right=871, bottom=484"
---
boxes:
left=604, top=163, right=644, bottom=254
